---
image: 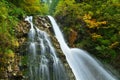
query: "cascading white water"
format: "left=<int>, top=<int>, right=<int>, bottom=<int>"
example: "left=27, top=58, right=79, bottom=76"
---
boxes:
left=48, top=16, right=118, bottom=80
left=25, top=16, right=69, bottom=80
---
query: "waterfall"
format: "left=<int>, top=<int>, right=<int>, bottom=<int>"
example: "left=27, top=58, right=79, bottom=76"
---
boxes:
left=48, top=16, right=118, bottom=80
left=25, top=16, right=69, bottom=80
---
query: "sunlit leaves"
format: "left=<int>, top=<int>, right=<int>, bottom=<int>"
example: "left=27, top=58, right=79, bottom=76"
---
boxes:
left=19, top=0, right=41, bottom=14
left=109, top=42, right=119, bottom=49
left=91, top=33, right=102, bottom=40
left=39, top=3, right=49, bottom=15
left=83, top=14, right=107, bottom=28
left=8, top=0, right=49, bottom=15
left=55, top=0, right=76, bottom=16
left=0, top=2, right=8, bottom=21
left=5, top=49, right=15, bottom=58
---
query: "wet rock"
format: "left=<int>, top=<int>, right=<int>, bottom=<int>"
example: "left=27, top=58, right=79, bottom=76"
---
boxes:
left=15, top=21, right=30, bottom=38
left=12, top=15, right=75, bottom=80
left=25, top=15, right=75, bottom=80
left=34, top=15, right=51, bottom=31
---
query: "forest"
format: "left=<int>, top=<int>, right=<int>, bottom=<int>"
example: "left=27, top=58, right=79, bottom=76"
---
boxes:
left=0, top=0, right=120, bottom=79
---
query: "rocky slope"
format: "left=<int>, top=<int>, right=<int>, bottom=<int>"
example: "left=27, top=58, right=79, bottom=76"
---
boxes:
left=15, top=15, right=75, bottom=80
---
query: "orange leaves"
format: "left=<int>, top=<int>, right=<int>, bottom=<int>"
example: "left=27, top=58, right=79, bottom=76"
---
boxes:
left=83, top=14, right=107, bottom=28
left=69, top=28, right=77, bottom=47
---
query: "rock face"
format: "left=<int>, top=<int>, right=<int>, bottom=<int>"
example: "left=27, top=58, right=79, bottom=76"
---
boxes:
left=34, top=15, right=75, bottom=80
left=15, top=15, right=75, bottom=80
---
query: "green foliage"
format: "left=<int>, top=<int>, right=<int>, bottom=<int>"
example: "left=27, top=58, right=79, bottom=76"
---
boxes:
left=39, top=3, right=49, bottom=15
left=0, top=1, right=25, bottom=78
left=54, top=0, right=120, bottom=67
left=54, top=0, right=82, bottom=26
left=19, top=0, right=41, bottom=14
left=0, top=0, right=21, bottom=53
left=8, top=0, right=49, bottom=15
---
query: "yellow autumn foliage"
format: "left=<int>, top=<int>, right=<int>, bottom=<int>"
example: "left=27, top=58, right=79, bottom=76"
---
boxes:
left=12, top=39, right=19, bottom=47
left=83, top=14, right=92, bottom=20
left=91, top=33, right=102, bottom=40
left=83, top=14, right=107, bottom=28
left=109, top=41, right=119, bottom=49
